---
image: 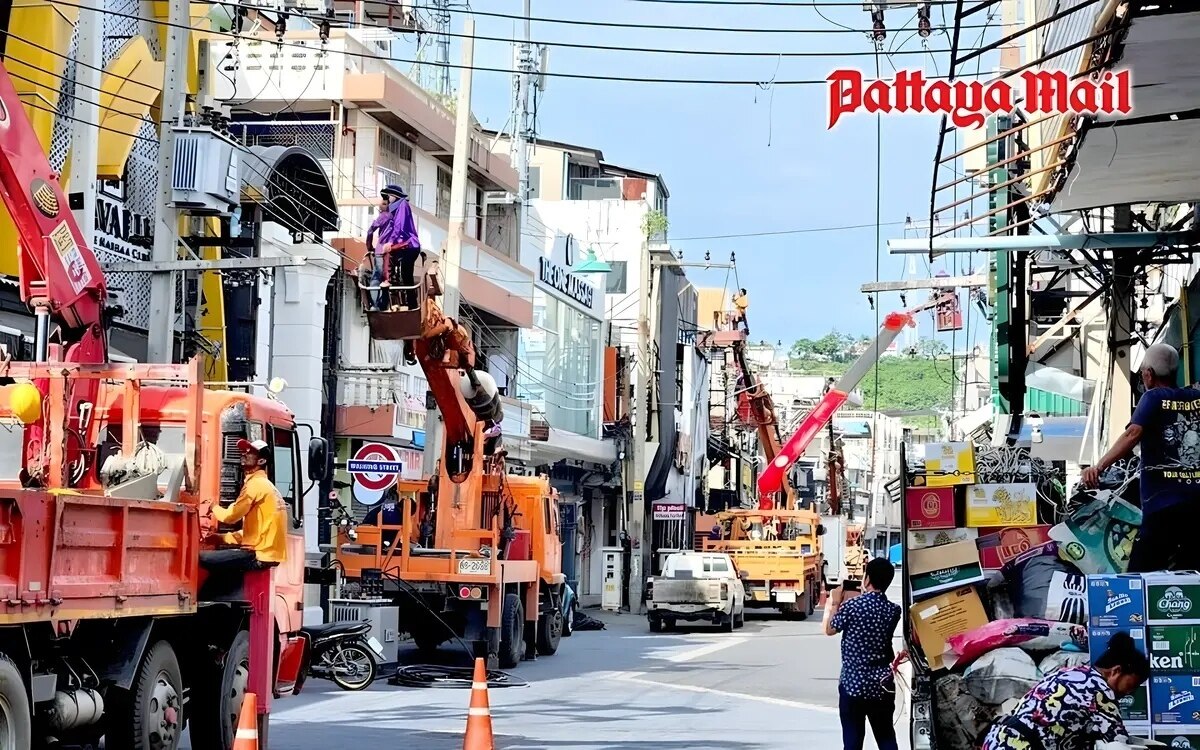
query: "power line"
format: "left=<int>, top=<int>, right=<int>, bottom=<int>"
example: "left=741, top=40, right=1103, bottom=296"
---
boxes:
left=625, top=0, right=957, bottom=5
left=47, top=0, right=992, bottom=87
left=405, top=3, right=998, bottom=34
left=668, top=220, right=911, bottom=242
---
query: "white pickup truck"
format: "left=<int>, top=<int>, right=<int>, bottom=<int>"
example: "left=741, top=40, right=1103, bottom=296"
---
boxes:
left=646, top=551, right=746, bottom=632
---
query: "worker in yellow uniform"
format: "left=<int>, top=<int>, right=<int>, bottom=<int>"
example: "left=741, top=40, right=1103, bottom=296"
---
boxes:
left=731, top=288, right=749, bottom=334
left=209, top=438, right=288, bottom=568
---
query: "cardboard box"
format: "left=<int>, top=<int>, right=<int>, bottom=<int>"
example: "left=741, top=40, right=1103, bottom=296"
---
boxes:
left=906, top=487, right=956, bottom=530
left=1146, top=574, right=1200, bottom=625
left=965, top=483, right=1039, bottom=528
left=907, top=528, right=978, bottom=551
left=920, top=442, right=976, bottom=488
left=1090, top=627, right=1148, bottom=662
left=1152, top=675, right=1200, bottom=725
left=1150, top=626, right=1200, bottom=673
left=1151, top=726, right=1200, bottom=747
left=976, top=525, right=1054, bottom=569
left=1122, top=684, right=1152, bottom=724
left=1088, top=575, right=1148, bottom=629
left=909, top=540, right=986, bottom=598
left=910, top=587, right=989, bottom=671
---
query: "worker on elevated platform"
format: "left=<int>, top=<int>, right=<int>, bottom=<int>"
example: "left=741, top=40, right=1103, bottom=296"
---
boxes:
left=731, top=288, right=750, bottom=335
left=366, top=188, right=400, bottom=311
left=378, top=184, right=422, bottom=312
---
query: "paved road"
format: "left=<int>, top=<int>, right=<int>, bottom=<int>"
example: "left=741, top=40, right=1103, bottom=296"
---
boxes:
left=221, top=602, right=911, bottom=750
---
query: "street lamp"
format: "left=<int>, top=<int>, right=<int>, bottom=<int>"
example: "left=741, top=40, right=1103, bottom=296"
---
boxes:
left=571, top=247, right=613, bottom=274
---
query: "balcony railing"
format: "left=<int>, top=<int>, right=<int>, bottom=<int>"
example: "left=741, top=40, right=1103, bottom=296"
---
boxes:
left=339, top=367, right=428, bottom=429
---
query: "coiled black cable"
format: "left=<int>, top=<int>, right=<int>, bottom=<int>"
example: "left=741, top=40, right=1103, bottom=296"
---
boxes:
left=389, top=664, right=528, bottom=689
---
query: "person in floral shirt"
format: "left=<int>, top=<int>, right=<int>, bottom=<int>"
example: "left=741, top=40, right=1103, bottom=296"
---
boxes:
left=980, top=632, right=1149, bottom=750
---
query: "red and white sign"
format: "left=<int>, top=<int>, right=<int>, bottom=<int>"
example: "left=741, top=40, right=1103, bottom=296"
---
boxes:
left=348, top=442, right=403, bottom=506
left=652, top=502, right=686, bottom=521
left=826, top=69, right=1133, bottom=130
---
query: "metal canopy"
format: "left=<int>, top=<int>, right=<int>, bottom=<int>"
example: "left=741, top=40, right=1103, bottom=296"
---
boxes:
left=1051, top=10, right=1200, bottom=212
left=888, top=230, right=1200, bottom=254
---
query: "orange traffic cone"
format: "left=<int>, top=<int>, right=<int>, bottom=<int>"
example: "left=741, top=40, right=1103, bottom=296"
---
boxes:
left=233, top=692, right=259, bottom=750
left=463, top=658, right=494, bottom=750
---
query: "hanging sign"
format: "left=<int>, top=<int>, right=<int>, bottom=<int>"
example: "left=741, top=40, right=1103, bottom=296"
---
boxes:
left=652, top=502, right=686, bottom=521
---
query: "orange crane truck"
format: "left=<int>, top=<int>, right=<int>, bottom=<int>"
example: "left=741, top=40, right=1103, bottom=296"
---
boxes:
left=335, top=266, right=567, bottom=668
left=0, top=61, right=327, bottom=749
left=695, top=323, right=823, bottom=618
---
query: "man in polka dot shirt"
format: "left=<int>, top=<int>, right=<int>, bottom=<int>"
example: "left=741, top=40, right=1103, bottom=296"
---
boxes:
left=824, top=557, right=902, bottom=750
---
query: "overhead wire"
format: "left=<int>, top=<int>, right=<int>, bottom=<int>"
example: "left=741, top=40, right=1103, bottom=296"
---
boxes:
left=47, top=0, right=992, bottom=86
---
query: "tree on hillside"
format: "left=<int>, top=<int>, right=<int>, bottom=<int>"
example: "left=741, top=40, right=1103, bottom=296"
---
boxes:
left=791, top=338, right=818, bottom=358
left=916, top=339, right=949, bottom=358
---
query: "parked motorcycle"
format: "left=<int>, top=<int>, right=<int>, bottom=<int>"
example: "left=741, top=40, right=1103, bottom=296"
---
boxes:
left=295, top=620, right=383, bottom=691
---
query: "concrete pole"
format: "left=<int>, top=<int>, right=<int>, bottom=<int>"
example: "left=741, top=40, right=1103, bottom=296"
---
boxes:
left=423, top=17, right=475, bottom=477
left=628, top=240, right=652, bottom=613
left=515, top=0, right=532, bottom=204
left=68, top=0, right=102, bottom=237
left=147, top=0, right=188, bottom=363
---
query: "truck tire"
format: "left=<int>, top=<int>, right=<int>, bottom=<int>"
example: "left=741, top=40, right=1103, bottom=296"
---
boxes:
left=109, top=640, right=184, bottom=750
left=536, top=609, right=563, bottom=656
left=498, top=593, right=524, bottom=668
left=806, top=580, right=817, bottom=617
left=649, top=617, right=663, bottom=633
left=188, top=630, right=249, bottom=750
left=0, top=655, right=31, bottom=750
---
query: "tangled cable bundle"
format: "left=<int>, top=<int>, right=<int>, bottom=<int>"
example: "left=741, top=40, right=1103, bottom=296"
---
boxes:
left=389, top=664, right=528, bottom=689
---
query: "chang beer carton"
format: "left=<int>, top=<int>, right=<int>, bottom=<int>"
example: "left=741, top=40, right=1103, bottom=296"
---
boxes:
left=1149, top=625, right=1200, bottom=673
left=1153, top=728, right=1200, bottom=748
left=1147, top=574, right=1200, bottom=626
left=1121, top=683, right=1151, bottom=723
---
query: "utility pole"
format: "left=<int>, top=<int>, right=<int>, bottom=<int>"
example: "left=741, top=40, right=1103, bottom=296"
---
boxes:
left=628, top=241, right=654, bottom=614
left=514, top=0, right=533, bottom=203
left=423, top=18, right=475, bottom=476
left=68, top=0, right=102, bottom=238
left=147, top=0, right=188, bottom=363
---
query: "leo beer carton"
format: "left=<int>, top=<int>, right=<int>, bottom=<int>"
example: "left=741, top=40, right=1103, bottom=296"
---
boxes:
left=1147, top=575, right=1200, bottom=625
left=1152, top=728, right=1200, bottom=748
left=1150, top=625, right=1200, bottom=673
left=1090, top=626, right=1148, bottom=662
left=1152, top=675, right=1200, bottom=725
left=1088, top=574, right=1147, bottom=629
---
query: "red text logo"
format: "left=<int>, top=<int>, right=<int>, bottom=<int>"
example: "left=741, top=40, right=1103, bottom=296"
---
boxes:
left=826, top=69, right=1132, bottom=129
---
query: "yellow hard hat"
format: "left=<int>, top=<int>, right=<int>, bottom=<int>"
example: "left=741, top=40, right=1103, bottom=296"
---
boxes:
left=8, top=383, right=42, bottom=426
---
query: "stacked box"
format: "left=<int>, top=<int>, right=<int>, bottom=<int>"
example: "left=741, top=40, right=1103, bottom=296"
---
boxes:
left=1088, top=575, right=1150, bottom=733
left=1143, top=575, right=1200, bottom=740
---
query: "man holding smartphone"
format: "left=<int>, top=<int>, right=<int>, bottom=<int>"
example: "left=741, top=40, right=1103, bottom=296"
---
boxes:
left=823, top=557, right=902, bottom=750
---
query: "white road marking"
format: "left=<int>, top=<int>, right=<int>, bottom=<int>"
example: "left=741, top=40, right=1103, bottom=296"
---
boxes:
left=613, top=671, right=838, bottom=714
left=660, top=636, right=748, bottom=663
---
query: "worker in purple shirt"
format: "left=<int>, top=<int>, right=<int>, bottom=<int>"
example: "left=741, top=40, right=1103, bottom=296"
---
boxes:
left=378, top=184, right=422, bottom=311
left=365, top=187, right=400, bottom=310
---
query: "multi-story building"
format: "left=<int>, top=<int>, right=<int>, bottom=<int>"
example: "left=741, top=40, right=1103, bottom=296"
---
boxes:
left=833, top=411, right=903, bottom=557
left=203, top=22, right=535, bottom=545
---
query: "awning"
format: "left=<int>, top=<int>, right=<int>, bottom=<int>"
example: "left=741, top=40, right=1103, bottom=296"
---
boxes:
left=991, top=415, right=1089, bottom=463
left=528, top=428, right=617, bottom=468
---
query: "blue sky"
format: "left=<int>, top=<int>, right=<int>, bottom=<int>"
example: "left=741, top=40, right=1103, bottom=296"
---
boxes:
left=398, top=1, right=999, bottom=348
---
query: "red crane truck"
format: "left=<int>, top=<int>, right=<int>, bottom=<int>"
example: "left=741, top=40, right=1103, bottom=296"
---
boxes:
left=0, top=60, right=327, bottom=749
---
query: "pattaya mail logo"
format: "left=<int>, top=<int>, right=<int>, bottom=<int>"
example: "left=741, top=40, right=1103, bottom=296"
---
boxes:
left=825, top=69, right=1132, bottom=129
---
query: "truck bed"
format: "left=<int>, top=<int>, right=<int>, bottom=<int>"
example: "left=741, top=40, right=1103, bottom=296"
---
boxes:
left=0, top=489, right=200, bottom=624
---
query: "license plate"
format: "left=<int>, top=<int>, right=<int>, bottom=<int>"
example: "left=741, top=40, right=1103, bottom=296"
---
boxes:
left=367, top=637, right=384, bottom=656
left=457, top=557, right=492, bottom=575
left=774, top=591, right=797, bottom=603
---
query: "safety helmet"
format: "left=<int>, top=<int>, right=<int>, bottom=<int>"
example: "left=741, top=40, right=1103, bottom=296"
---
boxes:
left=381, top=184, right=408, bottom=200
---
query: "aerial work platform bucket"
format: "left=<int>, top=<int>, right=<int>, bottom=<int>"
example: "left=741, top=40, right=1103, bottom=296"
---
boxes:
left=362, top=263, right=444, bottom=341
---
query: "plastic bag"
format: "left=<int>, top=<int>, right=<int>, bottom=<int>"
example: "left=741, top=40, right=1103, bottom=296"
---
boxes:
left=1045, top=570, right=1088, bottom=624
left=948, top=618, right=1088, bottom=665
left=1006, top=554, right=1075, bottom=619
left=1048, top=495, right=1141, bottom=575
left=932, top=674, right=996, bottom=750
left=963, top=648, right=1040, bottom=705
left=1038, top=649, right=1089, bottom=675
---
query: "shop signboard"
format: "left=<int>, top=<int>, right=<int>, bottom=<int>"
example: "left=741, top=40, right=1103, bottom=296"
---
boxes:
left=652, top=502, right=686, bottom=521
left=348, top=442, right=403, bottom=506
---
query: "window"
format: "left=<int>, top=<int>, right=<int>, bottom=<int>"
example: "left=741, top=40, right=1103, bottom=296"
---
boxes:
left=271, top=427, right=298, bottom=512
left=527, top=166, right=541, bottom=199
left=436, top=167, right=452, bottom=220
left=709, top=557, right=730, bottom=573
left=377, top=128, right=414, bottom=193
left=0, top=421, right=24, bottom=479
left=98, top=424, right=188, bottom=486
left=605, top=261, right=628, bottom=294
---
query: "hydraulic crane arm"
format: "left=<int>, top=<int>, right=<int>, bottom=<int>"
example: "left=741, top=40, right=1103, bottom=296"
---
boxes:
left=0, top=61, right=108, bottom=361
left=730, top=342, right=797, bottom=510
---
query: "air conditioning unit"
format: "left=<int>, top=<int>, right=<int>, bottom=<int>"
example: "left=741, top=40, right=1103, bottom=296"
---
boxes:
left=170, top=124, right=241, bottom=215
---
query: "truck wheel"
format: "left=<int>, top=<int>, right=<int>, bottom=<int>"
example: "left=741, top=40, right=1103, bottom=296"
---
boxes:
left=188, top=630, right=249, bottom=750
left=412, top=627, right=445, bottom=655
left=649, top=617, right=663, bottom=633
left=806, top=581, right=816, bottom=617
left=110, top=640, right=184, bottom=750
left=721, top=612, right=735, bottom=633
left=0, top=655, right=31, bottom=750
left=536, top=610, right=563, bottom=656
left=498, top=593, right=525, bottom=668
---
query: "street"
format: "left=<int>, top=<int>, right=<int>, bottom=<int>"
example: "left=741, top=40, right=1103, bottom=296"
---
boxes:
left=235, top=604, right=910, bottom=750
